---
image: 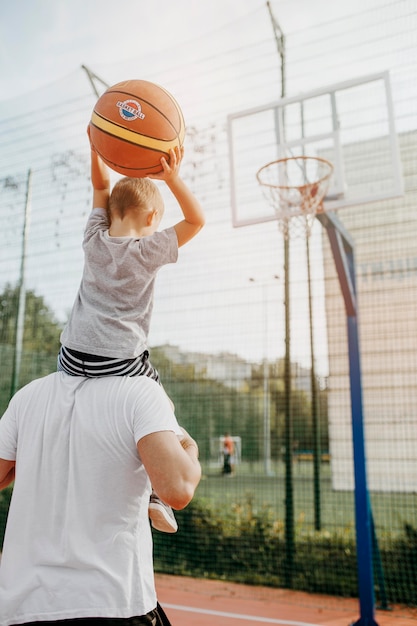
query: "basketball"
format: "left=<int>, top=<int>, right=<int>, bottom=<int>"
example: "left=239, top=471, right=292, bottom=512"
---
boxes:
left=88, top=79, right=185, bottom=177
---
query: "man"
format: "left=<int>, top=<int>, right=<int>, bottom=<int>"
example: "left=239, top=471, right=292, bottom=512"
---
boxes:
left=0, top=372, right=201, bottom=626
left=222, top=433, right=235, bottom=476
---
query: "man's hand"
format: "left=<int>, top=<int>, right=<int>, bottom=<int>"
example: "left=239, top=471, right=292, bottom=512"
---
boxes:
left=138, top=428, right=201, bottom=510
left=0, top=459, right=15, bottom=490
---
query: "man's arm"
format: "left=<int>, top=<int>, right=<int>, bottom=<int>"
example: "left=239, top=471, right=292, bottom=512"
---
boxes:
left=0, top=459, right=15, bottom=490
left=150, top=147, right=205, bottom=247
left=137, top=428, right=201, bottom=510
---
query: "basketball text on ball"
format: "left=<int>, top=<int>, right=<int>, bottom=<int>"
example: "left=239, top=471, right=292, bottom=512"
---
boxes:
left=117, top=100, right=145, bottom=121
left=89, top=79, right=185, bottom=177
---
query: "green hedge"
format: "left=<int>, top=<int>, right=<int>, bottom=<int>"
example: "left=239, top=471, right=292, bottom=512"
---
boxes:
left=1, top=490, right=416, bottom=606
left=153, top=497, right=417, bottom=606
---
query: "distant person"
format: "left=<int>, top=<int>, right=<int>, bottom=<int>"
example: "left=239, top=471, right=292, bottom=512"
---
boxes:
left=0, top=372, right=201, bottom=626
left=222, top=432, right=235, bottom=475
left=58, top=135, right=205, bottom=533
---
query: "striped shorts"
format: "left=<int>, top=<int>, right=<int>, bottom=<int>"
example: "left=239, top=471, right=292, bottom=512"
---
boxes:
left=58, top=346, right=160, bottom=382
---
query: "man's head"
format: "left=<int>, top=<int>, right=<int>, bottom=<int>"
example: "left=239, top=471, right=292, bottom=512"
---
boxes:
left=109, top=177, right=165, bottom=232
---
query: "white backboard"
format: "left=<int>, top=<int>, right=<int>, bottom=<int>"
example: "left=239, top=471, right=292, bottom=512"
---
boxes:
left=227, top=72, right=403, bottom=227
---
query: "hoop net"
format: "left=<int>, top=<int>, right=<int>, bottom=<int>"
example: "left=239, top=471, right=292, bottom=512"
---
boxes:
left=256, top=156, right=334, bottom=239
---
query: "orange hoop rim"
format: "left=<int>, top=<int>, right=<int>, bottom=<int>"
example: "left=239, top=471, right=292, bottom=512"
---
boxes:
left=256, top=155, right=334, bottom=238
left=256, top=155, right=334, bottom=191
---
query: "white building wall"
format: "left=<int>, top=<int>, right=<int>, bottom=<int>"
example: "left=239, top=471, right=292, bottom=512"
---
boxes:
left=323, top=132, right=417, bottom=492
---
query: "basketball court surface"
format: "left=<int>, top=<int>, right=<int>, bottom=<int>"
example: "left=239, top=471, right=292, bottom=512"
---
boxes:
left=156, top=574, right=416, bottom=626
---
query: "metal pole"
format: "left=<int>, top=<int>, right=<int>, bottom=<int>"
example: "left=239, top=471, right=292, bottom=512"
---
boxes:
left=283, top=237, right=294, bottom=587
left=306, top=235, right=321, bottom=530
left=267, top=0, right=294, bottom=588
left=262, top=284, right=273, bottom=476
left=81, top=65, right=109, bottom=98
left=249, top=277, right=277, bottom=476
left=10, top=169, right=32, bottom=397
left=299, top=98, right=322, bottom=531
left=348, top=314, right=378, bottom=626
left=317, top=211, right=379, bottom=626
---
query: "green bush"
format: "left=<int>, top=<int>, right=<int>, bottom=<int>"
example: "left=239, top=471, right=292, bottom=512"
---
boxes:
left=379, top=524, right=417, bottom=604
left=153, top=497, right=416, bottom=606
left=153, top=496, right=357, bottom=591
left=1, top=490, right=415, bottom=606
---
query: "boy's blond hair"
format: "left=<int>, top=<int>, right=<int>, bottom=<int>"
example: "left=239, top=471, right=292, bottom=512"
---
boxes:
left=109, top=177, right=164, bottom=219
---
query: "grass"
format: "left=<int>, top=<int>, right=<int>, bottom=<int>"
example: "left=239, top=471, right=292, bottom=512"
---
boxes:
left=197, top=460, right=417, bottom=536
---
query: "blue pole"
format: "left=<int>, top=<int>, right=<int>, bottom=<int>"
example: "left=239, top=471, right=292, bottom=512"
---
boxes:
left=347, top=315, right=378, bottom=626
left=317, top=211, right=378, bottom=626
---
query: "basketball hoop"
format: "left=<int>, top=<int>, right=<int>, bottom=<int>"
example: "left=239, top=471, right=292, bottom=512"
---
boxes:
left=256, top=156, right=334, bottom=238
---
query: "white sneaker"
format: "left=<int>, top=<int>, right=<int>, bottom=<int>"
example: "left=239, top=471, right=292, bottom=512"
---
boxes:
left=149, top=492, right=178, bottom=533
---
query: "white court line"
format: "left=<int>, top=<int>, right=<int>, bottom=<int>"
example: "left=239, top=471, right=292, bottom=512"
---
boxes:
left=163, top=603, right=323, bottom=626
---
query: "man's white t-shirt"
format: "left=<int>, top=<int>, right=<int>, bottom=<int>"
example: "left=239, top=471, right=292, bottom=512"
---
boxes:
left=0, top=372, right=182, bottom=626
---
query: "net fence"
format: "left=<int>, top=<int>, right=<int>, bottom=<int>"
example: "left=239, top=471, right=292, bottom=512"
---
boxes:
left=1, top=0, right=417, bottom=618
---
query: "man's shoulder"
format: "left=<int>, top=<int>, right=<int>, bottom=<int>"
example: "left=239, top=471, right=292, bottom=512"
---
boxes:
left=14, top=373, right=85, bottom=401
left=15, top=372, right=56, bottom=394
left=106, top=374, right=162, bottom=396
left=84, top=375, right=163, bottom=401
left=15, top=373, right=162, bottom=402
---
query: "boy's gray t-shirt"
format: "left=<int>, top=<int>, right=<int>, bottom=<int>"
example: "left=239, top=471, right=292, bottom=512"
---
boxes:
left=61, top=208, right=178, bottom=359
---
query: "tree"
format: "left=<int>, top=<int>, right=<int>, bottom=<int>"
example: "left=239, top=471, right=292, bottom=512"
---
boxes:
left=0, top=283, right=63, bottom=412
left=151, top=347, right=263, bottom=463
left=0, top=283, right=62, bottom=354
left=249, top=359, right=329, bottom=459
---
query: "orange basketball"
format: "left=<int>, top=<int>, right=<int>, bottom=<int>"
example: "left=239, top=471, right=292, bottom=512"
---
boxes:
left=89, top=79, right=185, bottom=177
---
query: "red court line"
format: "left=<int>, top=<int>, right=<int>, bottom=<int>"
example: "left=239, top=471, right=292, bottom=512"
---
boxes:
left=156, top=574, right=417, bottom=626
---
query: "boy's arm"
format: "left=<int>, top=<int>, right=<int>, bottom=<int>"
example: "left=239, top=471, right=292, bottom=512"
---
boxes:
left=168, top=175, right=205, bottom=247
left=150, top=147, right=205, bottom=247
left=91, top=149, right=111, bottom=210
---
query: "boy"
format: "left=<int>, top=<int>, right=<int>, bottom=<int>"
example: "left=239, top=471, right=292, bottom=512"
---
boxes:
left=58, top=139, right=205, bottom=533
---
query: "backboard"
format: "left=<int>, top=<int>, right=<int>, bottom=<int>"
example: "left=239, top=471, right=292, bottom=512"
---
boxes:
left=227, top=71, right=403, bottom=228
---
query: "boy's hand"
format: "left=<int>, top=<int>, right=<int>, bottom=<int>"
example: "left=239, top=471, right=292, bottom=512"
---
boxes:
left=150, top=143, right=205, bottom=248
left=178, top=427, right=199, bottom=458
left=149, top=145, right=184, bottom=181
left=86, top=124, right=94, bottom=148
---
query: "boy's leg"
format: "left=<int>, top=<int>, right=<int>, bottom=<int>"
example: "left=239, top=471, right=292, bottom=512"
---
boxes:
left=57, top=347, right=149, bottom=377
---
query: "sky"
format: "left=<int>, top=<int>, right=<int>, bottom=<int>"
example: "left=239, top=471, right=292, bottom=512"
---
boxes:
left=0, top=0, right=385, bottom=101
left=0, top=0, right=401, bottom=371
